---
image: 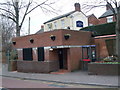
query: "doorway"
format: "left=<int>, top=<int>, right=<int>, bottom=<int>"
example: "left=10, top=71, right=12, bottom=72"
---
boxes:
left=81, top=45, right=96, bottom=70
left=58, top=49, right=67, bottom=69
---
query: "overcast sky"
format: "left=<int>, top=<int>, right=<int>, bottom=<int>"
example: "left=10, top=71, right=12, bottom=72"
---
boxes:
left=1, top=0, right=119, bottom=35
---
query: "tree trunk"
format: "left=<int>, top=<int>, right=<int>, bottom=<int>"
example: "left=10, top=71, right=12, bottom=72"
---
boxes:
left=115, top=9, right=120, bottom=61
left=15, top=1, right=20, bottom=37
left=16, top=25, right=20, bottom=36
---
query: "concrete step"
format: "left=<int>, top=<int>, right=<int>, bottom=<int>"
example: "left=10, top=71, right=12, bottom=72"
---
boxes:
left=50, top=69, right=69, bottom=74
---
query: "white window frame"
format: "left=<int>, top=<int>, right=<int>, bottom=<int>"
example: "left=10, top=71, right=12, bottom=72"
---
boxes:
left=47, top=23, right=52, bottom=31
left=54, top=22, right=57, bottom=29
left=107, top=16, right=113, bottom=23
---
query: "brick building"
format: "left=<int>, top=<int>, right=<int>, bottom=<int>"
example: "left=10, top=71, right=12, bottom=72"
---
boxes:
left=12, top=30, right=98, bottom=73
left=44, top=3, right=88, bottom=31
left=88, top=14, right=99, bottom=26
left=98, top=4, right=116, bottom=24
left=11, top=3, right=116, bottom=73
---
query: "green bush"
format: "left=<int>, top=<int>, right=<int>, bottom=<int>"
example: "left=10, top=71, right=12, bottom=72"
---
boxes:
left=10, top=50, right=18, bottom=60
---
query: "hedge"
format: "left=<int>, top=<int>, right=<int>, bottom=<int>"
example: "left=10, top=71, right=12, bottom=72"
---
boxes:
left=80, top=22, right=116, bottom=36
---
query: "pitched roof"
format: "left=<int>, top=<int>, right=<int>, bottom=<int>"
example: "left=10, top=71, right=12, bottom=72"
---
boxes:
left=99, top=8, right=117, bottom=19
left=44, top=11, right=76, bottom=24
left=35, top=28, right=44, bottom=34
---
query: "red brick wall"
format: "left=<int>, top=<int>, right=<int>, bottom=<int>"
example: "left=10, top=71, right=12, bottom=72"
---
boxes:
left=12, top=30, right=92, bottom=49
left=68, top=47, right=82, bottom=71
left=17, top=49, right=23, bottom=60
left=32, top=48, right=38, bottom=61
left=94, top=37, right=115, bottom=59
left=13, top=30, right=92, bottom=72
left=99, top=18, right=107, bottom=24
left=99, top=16, right=116, bottom=24
left=88, top=15, right=99, bottom=25
left=17, top=60, right=59, bottom=73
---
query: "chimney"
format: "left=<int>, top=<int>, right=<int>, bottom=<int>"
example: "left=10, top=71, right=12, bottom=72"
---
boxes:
left=74, top=3, right=81, bottom=11
left=41, top=25, right=44, bottom=29
left=106, top=4, right=110, bottom=10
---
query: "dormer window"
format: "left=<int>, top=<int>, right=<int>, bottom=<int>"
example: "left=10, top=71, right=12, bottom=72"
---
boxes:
left=107, top=16, right=113, bottom=23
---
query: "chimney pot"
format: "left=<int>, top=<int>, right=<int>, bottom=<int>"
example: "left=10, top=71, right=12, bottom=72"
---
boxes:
left=41, top=25, right=44, bottom=29
left=74, top=3, right=81, bottom=11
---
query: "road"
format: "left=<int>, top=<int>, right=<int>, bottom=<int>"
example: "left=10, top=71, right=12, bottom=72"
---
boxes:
left=1, top=76, right=117, bottom=89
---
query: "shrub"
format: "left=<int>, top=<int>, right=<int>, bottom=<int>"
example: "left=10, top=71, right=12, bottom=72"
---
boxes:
left=103, top=55, right=117, bottom=62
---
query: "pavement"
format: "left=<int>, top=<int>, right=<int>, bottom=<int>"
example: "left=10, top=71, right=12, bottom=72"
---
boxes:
left=1, top=64, right=120, bottom=88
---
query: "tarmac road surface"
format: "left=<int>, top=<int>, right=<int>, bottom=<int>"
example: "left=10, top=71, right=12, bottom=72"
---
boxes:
left=2, top=76, right=117, bottom=89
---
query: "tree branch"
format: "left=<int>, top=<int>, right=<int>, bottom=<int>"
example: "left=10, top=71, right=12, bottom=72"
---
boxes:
left=19, top=1, right=32, bottom=29
left=1, top=14, right=16, bottom=23
left=106, top=1, right=117, bottom=20
left=0, top=8, right=16, bottom=18
left=26, top=0, right=49, bottom=14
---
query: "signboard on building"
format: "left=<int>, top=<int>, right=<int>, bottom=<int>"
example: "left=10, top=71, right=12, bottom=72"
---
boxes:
left=76, top=21, right=83, bottom=27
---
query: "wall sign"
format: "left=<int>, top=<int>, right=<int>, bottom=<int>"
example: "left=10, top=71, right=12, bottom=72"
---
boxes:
left=76, top=21, right=83, bottom=27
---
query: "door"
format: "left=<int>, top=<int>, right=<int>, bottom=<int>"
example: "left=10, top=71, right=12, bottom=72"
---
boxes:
left=58, top=49, right=67, bottom=69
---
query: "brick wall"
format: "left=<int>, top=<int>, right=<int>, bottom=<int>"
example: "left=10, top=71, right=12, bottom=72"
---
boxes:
left=94, top=36, right=116, bottom=59
left=88, top=15, right=99, bottom=26
left=12, top=30, right=92, bottom=49
left=17, top=60, right=59, bottom=73
left=99, top=16, right=116, bottom=24
left=99, top=18, right=107, bottom=24
left=69, top=47, right=82, bottom=71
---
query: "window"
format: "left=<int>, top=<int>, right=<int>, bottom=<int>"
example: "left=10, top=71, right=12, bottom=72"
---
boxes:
left=54, top=22, right=57, bottom=29
left=89, top=24, right=93, bottom=26
left=107, top=16, right=113, bottom=23
left=37, top=47, right=44, bottom=61
left=47, top=23, right=52, bottom=30
left=61, top=19, right=65, bottom=29
left=23, top=48, right=33, bottom=61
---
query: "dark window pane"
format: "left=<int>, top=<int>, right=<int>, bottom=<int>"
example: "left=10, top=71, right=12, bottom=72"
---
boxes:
left=38, top=47, right=44, bottom=61
left=23, top=48, right=33, bottom=61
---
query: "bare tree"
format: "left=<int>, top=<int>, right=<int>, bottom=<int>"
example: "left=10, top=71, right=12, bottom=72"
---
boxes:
left=83, top=0, right=120, bottom=60
left=0, top=15, right=15, bottom=52
left=0, top=0, right=57, bottom=36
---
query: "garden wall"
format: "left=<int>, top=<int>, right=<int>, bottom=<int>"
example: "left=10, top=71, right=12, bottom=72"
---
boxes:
left=17, top=60, right=59, bottom=73
left=88, top=63, right=119, bottom=75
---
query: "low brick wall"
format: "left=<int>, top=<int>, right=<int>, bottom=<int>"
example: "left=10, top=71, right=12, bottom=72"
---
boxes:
left=17, top=60, right=59, bottom=73
left=9, top=60, right=17, bottom=71
left=88, top=63, right=119, bottom=75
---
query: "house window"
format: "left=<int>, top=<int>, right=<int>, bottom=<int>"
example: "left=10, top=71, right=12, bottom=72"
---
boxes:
left=54, top=22, right=57, bottom=29
left=61, top=19, right=65, bottom=29
left=107, top=16, right=113, bottom=23
left=23, top=48, right=33, bottom=61
left=89, top=24, right=93, bottom=26
left=47, top=23, right=52, bottom=30
left=37, top=47, right=44, bottom=61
